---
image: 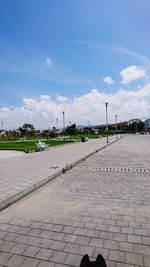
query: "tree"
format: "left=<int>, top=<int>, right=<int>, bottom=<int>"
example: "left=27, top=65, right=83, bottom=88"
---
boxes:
left=65, top=124, right=77, bottom=136
left=18, top=123, right=35, bottom=136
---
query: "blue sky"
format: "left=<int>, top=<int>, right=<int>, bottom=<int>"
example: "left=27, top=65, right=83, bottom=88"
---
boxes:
left=0, top=0, right=150, bottom=128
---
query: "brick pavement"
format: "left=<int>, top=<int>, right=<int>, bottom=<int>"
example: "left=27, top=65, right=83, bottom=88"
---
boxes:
left=0, top=135, right=150, bottom=266
left=0, top=136, right=116, bottom=211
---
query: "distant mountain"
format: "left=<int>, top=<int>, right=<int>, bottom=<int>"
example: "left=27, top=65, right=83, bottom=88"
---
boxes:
left=76, top=124, right=94, bottom=129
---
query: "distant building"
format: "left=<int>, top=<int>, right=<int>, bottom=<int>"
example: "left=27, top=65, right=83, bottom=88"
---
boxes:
left=144, top=119, right=150, bottom=133
left=127, top=118, right=142, bottom=125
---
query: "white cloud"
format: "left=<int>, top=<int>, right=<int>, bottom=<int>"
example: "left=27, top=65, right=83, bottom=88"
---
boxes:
left=0, top=85, right=150, bottom=129
left=103, top=76, right=114, bottom=85
left=120, top=65, right=146, bottom=84
left=46, top=57, right=52, bottom=66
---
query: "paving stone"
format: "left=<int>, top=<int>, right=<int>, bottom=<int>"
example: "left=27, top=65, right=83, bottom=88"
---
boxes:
left=62, top=226, right=75, bottom=234
left=85, top=229, right=99, bottom=238
left=109, top=250, right=126, bottom=262
left=38, top=238, right=54, bottom=248
left=103, top=259, right=116, bottom=267
left=0, top=251, right=12, bottom=265
left=74, top=228, right=87, bottom=235
left=14, top=234, right=30, bottom=244
left=3, top=232, right=18, bottom=241
left=92, top=247, right=109, bottom=259
left=96, top=224, right=108, bottom=231
left=27, top=229, right=42, bottom=237
left=77, top=245, right=94, bottom=257
left=17, top=227, right=31, bottom=235
left=134, top=228, right=149, bottom=236
left=10, top=243, right=27, bottom=254
left=100, top=231, right=113, bottom=240
left=89, top=238, right=103, bottom=248
left=50, top=225, right=64, bottom=232
left=6, top=254, right=25, bottom=267
left=0, top=241, right=15, bottom=252
left=20, top=221, right=32, bottom=227
left=128, top=234, right=142, bottom=244
left=54, top=264, right=68, bottom=267
left=104, top=219, right=116, bottom=226
left=31, top=222, right=43, bottom=229
left=50, top=241, right=66, bottom=251
left=65, top=253, right=82, bottom=267
left=116, top=221, right=129, bottom=227
left=36, top=248, right=54, bottom=260
left=25, top=236, right=41, bottom=246
left=64, top=243, right=80, bottom=254
left=104, top=240, right=119, bottom=250
left=23, top=245, right=40, bottom=257
left=50, top=232, right=65, bottom=241
left=75, top=235, right=90, bottom=245
left=116, top=263, right=133, bottom=267
left=10, top=218, right=23, bottom=225
left=0, top=224, right=10, bottom=231
left=7, top=225, right=20, bottom=233
left=41, top=223, right=53, bottom=231
left=62, top=234, right=77, bottom=243
left=113, top=233, right=127, bottom=242
left=39, top=230, right=53, bottom=239
left=143, top=255, right=150, bottom=267
left=142, top=236, right=150, bottom=245
left=0, top=230, right=7, bottom=239
left=108, top=226, right=121, bottom=233
left=119, top=242, right=134, bottom=252
left=126, top=252, right=143, bottom=266
left=38, top=261, right=55, bottom=267
left=134, top=244, right=150, bottom=255
left=21, top=257, right=40, bottom=267
left=121, top=227, right=134, bottom=235
left=50, top=251, right=68, bottom=263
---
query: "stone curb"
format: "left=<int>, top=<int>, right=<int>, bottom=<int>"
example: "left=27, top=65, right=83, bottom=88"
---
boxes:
left=0, top=136, right=122, bottom=211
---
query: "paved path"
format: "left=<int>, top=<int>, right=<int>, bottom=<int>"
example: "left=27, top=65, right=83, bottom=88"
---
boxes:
left=0, top=136, right=117, bottom=211
left=0, top=135, right=150, bottom=267
left=0, top=151, right=24, bottom=160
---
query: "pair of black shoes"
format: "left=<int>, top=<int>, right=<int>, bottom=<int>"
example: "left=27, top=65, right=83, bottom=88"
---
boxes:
left=80, top=254, right=107, bottom=267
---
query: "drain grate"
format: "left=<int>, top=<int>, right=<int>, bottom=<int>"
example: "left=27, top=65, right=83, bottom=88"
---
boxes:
left=75, top=165, right=150, bottom=173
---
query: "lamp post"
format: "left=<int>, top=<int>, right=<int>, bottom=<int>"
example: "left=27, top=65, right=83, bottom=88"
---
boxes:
left=62, top=111, right=65, bottom=138
left=115, top=114, right=118, bottom=140
left=56, top=118, right=58, bottom=130
left=105, top=102, right=109, bottom=143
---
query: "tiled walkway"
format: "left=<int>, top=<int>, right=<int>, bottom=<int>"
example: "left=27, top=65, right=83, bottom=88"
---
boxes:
left=0, top=135, right=150, bottom=266
left=0, top=136, right=116, bottom=210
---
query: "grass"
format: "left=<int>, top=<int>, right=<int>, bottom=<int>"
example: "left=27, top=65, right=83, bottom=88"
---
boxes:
left=0, top=133, right=106, bottom=152
left=0, top=140, right=74, bottom=152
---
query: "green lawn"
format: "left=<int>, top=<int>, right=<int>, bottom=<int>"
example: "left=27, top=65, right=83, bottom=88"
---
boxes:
left=0, top=140, right=74, bottom=152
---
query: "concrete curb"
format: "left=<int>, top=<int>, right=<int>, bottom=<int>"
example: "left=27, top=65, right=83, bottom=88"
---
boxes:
left=0, top=136, right=122, bottom=211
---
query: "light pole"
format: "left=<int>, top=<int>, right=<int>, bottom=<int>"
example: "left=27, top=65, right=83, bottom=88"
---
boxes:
left=105, top=102, right=109, bottom=143
left=56, top=118, right=58, bottom=130
left=88, top=121, right=90, bottom=136
left=115, top=114, right=118, bottom=140
left=62, top=111, right=65, bottom=138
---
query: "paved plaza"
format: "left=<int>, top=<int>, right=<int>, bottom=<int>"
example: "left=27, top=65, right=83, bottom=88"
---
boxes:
left=0, top=136, right=116, bottom=211
left=0, top=135, right=150, bottom=267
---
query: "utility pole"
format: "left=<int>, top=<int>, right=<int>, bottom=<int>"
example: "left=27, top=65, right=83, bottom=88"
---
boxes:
left=105, top=102, right=109, bottom=143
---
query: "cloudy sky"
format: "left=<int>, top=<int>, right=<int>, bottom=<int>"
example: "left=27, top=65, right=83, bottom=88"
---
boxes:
left=0, top=0, right=150, bottom=129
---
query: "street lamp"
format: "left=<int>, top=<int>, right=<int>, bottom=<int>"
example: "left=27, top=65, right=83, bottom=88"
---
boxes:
left=105, top=102, right=109, bottom=143
left=115, top=114, right=118, bottom=140
left=62, top=111, right=65, bottom=138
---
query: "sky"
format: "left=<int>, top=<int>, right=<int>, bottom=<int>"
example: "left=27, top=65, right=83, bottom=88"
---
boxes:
left=0, top=0, right=150, bottom=129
